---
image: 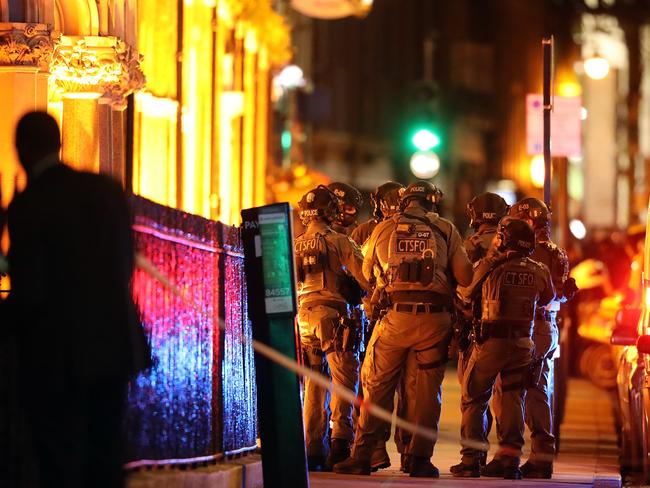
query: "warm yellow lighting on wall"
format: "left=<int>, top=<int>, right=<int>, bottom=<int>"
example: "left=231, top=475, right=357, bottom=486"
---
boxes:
left=133, top=92, right=178, bottom=208
left=530, top=154, right=545, bottom=188
left=245, top=30, right=258, bottom=53
left=557, top=81, right=581, bottom=97
left=220, top=91, right=244, bottom=224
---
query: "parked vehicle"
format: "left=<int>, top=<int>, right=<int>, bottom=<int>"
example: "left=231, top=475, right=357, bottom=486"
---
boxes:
left=611, top=219, right=649, bottom=479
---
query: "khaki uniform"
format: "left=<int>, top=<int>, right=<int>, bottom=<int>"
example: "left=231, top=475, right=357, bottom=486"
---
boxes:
left=332, top=222, right=356, bottom=237
left=492, top=233, right=569, bottom=462
left=461, top=253, right=554, bottom=463
left=351, top=204, right=473, bottom=460
left=295, top=221, right=370, bottom=457
left=350, top=219, right=378, bottom=248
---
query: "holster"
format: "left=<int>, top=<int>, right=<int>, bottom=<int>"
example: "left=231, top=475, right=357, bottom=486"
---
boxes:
left=526, top=357, right=545, bottom=389
left=336, top=314, right=361, bottom=353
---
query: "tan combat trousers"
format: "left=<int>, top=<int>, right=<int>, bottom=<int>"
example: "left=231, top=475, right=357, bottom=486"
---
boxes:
left=493, top=316, right=558, bottom=462
left=351, top=308, right=451, bottom=460
left=460, top=336, right=532, bottom=463
left=297, top=303, right=359, bottom=457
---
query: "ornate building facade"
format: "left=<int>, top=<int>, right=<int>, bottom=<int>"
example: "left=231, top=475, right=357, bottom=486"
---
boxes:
left=0, top=0, right=290, bottom=225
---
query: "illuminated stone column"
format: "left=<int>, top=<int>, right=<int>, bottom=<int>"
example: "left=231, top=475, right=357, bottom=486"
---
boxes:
left=0, top=22, right=55, bottom=206
left=50, top=35, right=144, bottom=181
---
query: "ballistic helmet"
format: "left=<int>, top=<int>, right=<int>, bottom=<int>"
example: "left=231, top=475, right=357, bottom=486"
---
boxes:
left=371, top=181, right=405, bottom=219
left=328, top=182, right=363, bottom=227
left=509, top=197, right=550, bottom=230
left=298, top=185, right=339, bottom=225
left=496, top=217, right=536, bottom=255
left=466, top=192, right=509, bottom=229
left=400, top=181, right=443, bottom=209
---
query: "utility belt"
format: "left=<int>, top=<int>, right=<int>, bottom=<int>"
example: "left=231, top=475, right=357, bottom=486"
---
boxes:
left=301, top=299, right=347, bottom=316
left=388, top=291, right=450, bottom=315
left=479, top=320, right=532, bottom=340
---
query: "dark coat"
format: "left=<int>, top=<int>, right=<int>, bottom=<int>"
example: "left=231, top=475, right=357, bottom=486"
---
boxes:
left=7, top=163, right=150, bottom=382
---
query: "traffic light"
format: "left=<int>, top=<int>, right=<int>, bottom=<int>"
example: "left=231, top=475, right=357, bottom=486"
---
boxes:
left=402, top=81, right=444, bottom=178
left=411, top=127, right=440, bottom=152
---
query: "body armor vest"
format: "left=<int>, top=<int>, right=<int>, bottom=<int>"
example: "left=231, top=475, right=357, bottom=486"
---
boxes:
left=294, top=231, right=339, bottom=297
left=481, top=257, right=542, bottom=324
left=384, top=214, right=447, bottom=294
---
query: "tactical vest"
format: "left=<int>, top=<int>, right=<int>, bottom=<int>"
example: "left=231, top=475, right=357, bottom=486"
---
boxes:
left=481, top=257, right=542, bottom=324
left=294, top=231, right=339, bottom=296
left=384, top=214, right=448, bottom=294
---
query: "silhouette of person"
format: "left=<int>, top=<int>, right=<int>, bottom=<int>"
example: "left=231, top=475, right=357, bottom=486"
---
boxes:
left=5, top=111, right=150, bottom=488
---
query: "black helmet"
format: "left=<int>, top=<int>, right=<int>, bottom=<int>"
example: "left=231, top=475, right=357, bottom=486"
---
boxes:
left=298, top=185, right=338, bottom=225
left=328, top=182, right=363, bottom=227
left=496, top=217, right=535, bottom=255
left=327, top=182, right=363, bottom=209
left=509, top=197, right=551, bottom=230
left=400, top=180, right=443, bottom=209
left=371, top=181, right=405, bottom=219
left=466, top=192, right=509, bottom=229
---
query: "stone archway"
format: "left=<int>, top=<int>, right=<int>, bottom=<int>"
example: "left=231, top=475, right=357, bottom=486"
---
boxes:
left=54, top=0, right=99, bottom=36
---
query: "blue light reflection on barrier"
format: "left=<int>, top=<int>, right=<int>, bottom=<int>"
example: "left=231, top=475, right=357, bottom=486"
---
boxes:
left=124, top=197, right=257, bottom=463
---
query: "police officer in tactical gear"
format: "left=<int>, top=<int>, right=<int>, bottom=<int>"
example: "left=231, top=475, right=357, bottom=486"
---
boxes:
left=294, top=185, right=371, bottom=472
left=490, top=197, right=577, bottom=478
left=451, top=217, right=555, bottom=480
left=349, top=181, right=405, bottom=472
left=455, top=192, right=510, bottom=462
left=334, top=180, right=473, bottom=478
left=351, top=181, right=405, bottom=247
left=328, top=182, right=364, bottom=236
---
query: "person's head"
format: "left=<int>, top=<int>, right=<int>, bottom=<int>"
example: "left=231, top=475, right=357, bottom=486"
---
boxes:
left=466, top=192, right=509, bottom=230
left=495, top=217, right=536, bottom=255
left=400, top=180, right=443, bottom=212
left=298, top=185, right=339, bottom=226
left=15, top=111, right=61, bottom=174
left=327, top=182, right=363, bottom=227
left=371, top=181, right=404, bottom=220
left=509, top=197, right=550, bottom=232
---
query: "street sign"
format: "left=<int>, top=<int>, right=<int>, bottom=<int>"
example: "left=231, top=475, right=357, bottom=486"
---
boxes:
left=526, top=94, right=582, bottom=157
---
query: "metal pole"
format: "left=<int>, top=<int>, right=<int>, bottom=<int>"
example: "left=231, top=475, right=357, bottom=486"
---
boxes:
left=543, top=36, right=554, bottom=209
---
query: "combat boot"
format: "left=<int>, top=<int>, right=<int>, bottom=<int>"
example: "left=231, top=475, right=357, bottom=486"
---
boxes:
left=400, top=453, right=412, bottom=473
left=370, top=445, right=391, bottom=471
left=333, top=456, right=371, bottom=475
left=521, top=460, right=553, bottom=479
left=325, top=439, right=350, bottom=469
left=501, top=456, right=522, bottom=480
left=450, top=459, right=481, bottom=478
left=408, top=456, right=439, bottom=478
left=480, top=458, right=504, bottom=477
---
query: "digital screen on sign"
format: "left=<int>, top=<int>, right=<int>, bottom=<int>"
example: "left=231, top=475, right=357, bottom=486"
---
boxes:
left=259, top=210, right=294, bottom=315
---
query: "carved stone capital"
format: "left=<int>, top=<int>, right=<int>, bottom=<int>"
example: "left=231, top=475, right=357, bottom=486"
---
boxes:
left=0, top=23, right=57, bottom=69
left=50, top=35, right=145, bottom=101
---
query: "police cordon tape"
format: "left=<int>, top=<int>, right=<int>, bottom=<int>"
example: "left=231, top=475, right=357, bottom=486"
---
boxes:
left=135, top=252, right=559, bottom=464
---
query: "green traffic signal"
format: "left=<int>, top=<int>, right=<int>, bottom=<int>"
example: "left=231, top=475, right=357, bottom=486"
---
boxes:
left=411, top=128, right=440, bottom=151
